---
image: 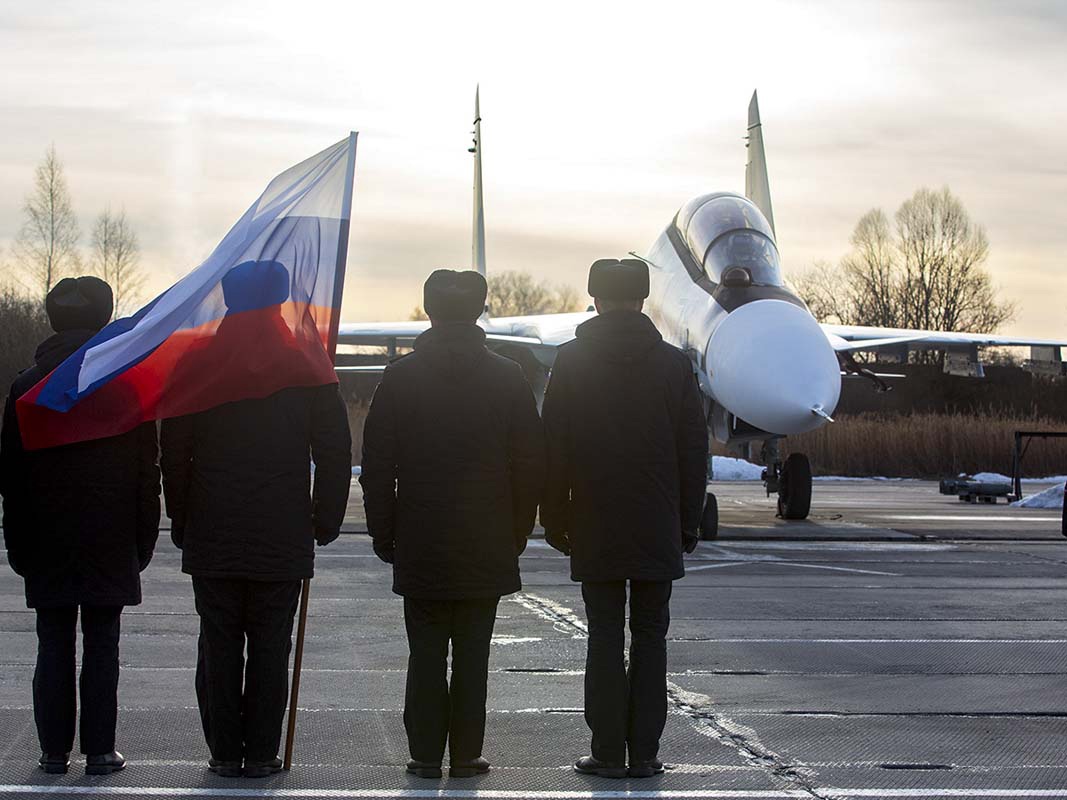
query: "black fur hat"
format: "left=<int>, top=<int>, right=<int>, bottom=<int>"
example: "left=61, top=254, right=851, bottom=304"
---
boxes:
left=45, top=276, right=114, bottom=332
left=587, top=258, right=649, bottom=301
left=423, top=269, right=487, bottom=322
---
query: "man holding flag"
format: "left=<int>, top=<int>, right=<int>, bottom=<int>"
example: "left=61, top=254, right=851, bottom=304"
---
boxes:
left=160, top=273, right=352, bottom=777
left=11, top=134, right=360, bottom=778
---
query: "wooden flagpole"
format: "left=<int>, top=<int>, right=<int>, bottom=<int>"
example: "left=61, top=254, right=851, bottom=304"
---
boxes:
left=284, top=132, right=358, bottom=771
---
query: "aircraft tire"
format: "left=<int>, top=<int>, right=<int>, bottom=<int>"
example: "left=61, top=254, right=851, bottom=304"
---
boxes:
left=777, top=453, right=812, bottom=520
left=700, top=493, right=719, bottom=540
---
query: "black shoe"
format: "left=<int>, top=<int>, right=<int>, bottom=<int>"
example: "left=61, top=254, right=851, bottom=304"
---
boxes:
left=628, top=759, right=665, bottom=778
left=85, top=751, right=126, bottom=775
left=38, top=753, right=70, bottom=774
left=208, top=758, right=243, bottom=778
left=406, top=759, right=443, bottom=778
left=574, top=755, right=627, bottom=779
left=243, top=757, right=284, bottom=778
left=450, top=756, right=490, bottom=777
left=242, top=757, right=283, bottom=778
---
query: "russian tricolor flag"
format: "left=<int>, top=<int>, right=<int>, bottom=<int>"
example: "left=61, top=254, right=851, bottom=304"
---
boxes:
left=17, top=133, right=358, bottom=450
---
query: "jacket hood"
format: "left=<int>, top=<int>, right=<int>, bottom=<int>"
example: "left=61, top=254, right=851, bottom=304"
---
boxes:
left=574, top=310, right=663, bottom=364
left=34, top=329, right=97, bottom=375
left=413, top=322, right=489, bottom=377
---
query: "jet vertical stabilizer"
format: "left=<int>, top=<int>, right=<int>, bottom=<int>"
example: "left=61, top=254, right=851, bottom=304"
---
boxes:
left=745, top=90, right=775, bottom=237
left=471, top=85, right=487, bottom=277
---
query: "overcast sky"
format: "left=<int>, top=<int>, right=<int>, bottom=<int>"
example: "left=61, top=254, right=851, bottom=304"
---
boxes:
left=1, top=0, right=1064, bottom=336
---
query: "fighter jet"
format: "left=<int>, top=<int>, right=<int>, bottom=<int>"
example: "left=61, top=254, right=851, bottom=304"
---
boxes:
left=338, top=89, right=1067, bottom=536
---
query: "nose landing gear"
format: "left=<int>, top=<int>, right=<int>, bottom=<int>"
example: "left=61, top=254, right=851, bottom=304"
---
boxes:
left=760, top=440, right=813, bottom=520
left=776, top=452, right=812, bottom=519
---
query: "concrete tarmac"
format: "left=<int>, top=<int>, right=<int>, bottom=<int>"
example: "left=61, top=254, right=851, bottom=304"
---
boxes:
left=1, top=478, right=1065, bottom=799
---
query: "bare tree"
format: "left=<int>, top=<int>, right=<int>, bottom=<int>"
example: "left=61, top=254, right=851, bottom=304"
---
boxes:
left=790, top=260, right=848, bottom=324
left=842, top=208, right=903, bottom=329
left=487, top=271, right=583, bottom=317
left=791, top=187, right=1014, bottom=343
left=91, top=208, right=146, bottom=316
left=894, top=187, right=1012, bottom=334
left=13, top=145, right=80, bottom=298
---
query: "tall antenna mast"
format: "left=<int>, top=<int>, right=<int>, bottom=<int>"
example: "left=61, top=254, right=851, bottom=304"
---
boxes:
left=470, top=85, right=486, bottom=276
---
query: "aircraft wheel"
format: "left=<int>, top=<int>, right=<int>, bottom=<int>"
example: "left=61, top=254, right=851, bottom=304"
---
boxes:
left=777, top=453, right=812, bottom=520
left=699, top=493, right=719, bottom=540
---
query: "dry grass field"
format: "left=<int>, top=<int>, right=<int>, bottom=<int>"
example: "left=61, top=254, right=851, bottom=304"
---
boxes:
left=786, top=412, right=1067, bottom=479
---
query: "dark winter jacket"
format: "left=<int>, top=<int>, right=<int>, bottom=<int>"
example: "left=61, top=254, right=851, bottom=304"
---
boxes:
left=160, top=383, right=352, bottom=581
left=359, top=323, right=545, bottom=599
left=0, top=330, right=161, bottom=608
left=540, top=310, right=707, bottom=582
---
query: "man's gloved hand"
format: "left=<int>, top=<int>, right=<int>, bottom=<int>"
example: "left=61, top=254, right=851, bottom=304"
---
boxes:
left=545, top=529, right=571, bottom=556
left=315, top=524, right=340, bottom=547
left=373, top=541, right=395, bottom=564
left=682, top=529, right=699, bottom=554
left=170, top=525, right=185, bottom=550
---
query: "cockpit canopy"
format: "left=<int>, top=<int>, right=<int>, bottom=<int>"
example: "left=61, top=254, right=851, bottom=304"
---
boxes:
left=675, top=193, right=783, bottom=287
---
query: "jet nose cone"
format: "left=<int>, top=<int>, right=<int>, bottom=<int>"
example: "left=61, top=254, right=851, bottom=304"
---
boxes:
left=705, top=299, right=840, bottom=435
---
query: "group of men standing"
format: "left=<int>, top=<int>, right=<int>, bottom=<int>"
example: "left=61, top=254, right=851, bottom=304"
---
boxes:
left=0, top=258, right=708, bottom=782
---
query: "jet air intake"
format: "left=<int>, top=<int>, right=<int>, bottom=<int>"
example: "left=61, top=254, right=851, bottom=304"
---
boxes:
left=705, top=299, right=840, bottom=436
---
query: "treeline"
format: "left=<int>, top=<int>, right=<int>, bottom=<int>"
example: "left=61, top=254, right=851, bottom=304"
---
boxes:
left=2, top=145, right=147, bottom=315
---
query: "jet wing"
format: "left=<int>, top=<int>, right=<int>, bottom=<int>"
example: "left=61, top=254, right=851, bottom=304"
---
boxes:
left=336, top=311, right=592, bottom=356
left=822, top=323, right=1067, bottom=354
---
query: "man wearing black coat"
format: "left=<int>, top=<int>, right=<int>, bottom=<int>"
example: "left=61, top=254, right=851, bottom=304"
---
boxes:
left=0, top=277, right=161, bottom=776
left=360, top=269, right=545, bottom=779
left=160, top=265, right=352, bottom=779
left=541, top=259, right=708, bottom=779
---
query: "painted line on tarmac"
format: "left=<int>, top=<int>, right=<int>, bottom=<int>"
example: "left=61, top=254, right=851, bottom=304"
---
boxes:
left=838, top=792, right=1067, bottom=798
left=876, top=515, right=1060, bottom=522
left=0, top=788, right=811, bottom=798
left=685, top=562, right=899, bottom=576
left=670, top=638, right=1067, bottom=644
left=2, top=786, right=1066, bottom=798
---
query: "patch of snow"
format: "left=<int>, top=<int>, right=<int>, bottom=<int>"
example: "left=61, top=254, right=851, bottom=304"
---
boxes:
left=1012, top=483, right=1065, bottom=509
left=711, top=456, right=763, bottom=481
left=968, top=471, right=1011, bottom=483
left=965, top=471, right=1067, bottom=484
left=814, top=475, right=914, bottom=482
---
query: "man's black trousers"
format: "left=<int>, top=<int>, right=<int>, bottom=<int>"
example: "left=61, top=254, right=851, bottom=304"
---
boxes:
left=192, top=577, right=301, bottom=763
left=33, top=606, right=123, bottom=756
left=402, top=597, right=499, bottom=764
left=581, top=580, right=672, bottom=764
